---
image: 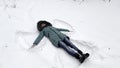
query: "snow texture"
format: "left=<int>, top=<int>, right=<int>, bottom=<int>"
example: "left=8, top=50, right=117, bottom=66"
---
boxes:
left=0, top=0, right=120, bottom=68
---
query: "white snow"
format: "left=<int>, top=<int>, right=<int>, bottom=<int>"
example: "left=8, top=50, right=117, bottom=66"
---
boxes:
left=0, top=0, right=120, bottom=68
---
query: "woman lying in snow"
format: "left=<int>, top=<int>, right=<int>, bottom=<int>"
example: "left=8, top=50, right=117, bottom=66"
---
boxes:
left=30, top=20, right=89, bottom=63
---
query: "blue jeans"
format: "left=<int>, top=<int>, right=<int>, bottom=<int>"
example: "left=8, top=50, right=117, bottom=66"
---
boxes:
left=58, top=38, right=83, bottom=59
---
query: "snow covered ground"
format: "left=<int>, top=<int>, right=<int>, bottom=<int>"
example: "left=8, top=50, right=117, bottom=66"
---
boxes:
left=0, top=0, right=120, bottom=68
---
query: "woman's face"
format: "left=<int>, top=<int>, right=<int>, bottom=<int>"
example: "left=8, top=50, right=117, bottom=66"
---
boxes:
left=41, top=23, right=46, bottom=27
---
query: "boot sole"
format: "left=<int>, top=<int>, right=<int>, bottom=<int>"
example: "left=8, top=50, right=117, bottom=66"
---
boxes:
left=80, top=53, right=90, bottom=63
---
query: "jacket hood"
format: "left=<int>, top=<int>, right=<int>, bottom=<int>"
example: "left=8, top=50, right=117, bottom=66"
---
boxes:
left=37, top=21, right=52, bottom=31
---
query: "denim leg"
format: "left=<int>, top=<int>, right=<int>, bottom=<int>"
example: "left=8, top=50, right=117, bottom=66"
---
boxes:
left=63, top=38, right=83, bottom=55
left=63, top=38, right=79, bottom=51
left=58, top=41, right=79, bottom=59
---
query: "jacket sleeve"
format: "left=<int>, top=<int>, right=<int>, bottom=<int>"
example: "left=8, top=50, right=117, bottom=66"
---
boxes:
left=33, top=31, right=44, bottom=45
left=55, top=27, right=70, bottom=32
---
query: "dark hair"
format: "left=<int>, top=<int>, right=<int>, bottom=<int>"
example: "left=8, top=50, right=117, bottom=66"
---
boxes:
left=37, top=20, right=52, bottom=31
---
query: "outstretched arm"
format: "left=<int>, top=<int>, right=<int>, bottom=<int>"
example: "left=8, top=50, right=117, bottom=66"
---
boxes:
left=55, top=27, right=70, bottom=32
left=31, top=31, right=44, bottom=48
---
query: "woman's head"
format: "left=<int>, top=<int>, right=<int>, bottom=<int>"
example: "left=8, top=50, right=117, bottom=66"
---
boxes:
left=37, top=20, right=52, bottom=31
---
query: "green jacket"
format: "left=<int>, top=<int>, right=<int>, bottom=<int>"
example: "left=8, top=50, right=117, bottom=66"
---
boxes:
left=33, top=26, right=70, bottom=47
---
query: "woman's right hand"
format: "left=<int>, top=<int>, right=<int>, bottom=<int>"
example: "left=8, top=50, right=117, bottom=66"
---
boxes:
left=29, top=44, right=36, bottom=49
